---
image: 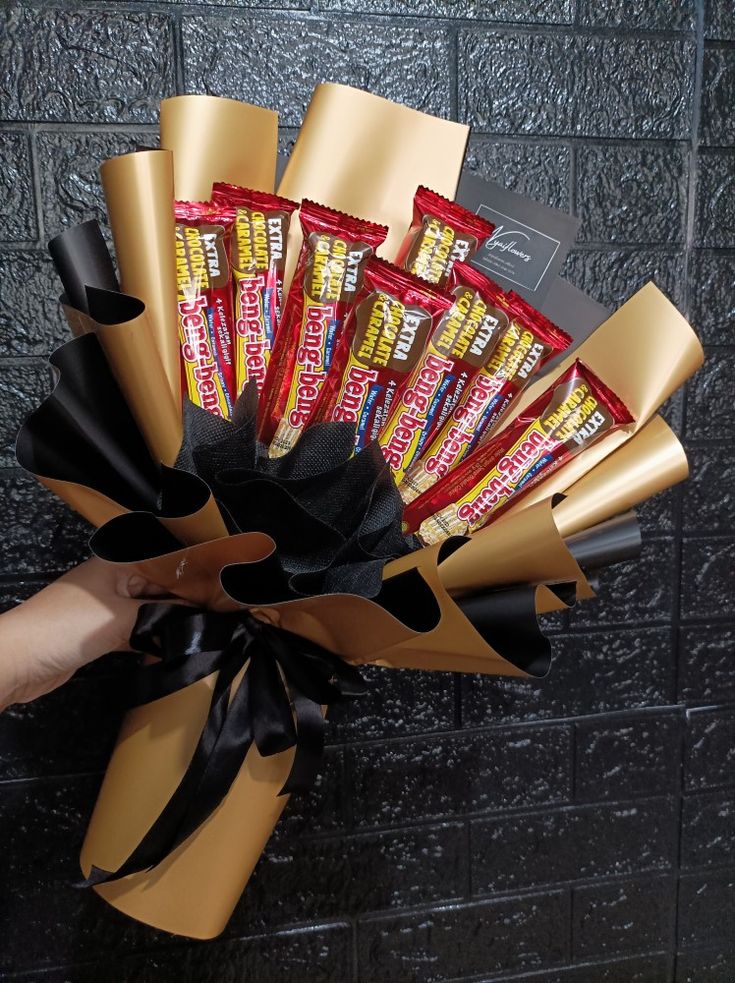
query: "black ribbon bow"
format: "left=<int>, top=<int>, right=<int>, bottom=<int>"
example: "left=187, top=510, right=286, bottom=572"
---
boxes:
left=83, top=602, right=366, bottom=886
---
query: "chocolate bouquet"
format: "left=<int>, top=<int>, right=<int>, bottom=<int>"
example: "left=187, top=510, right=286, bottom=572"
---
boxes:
left=16, top=86, right=703, bottom=940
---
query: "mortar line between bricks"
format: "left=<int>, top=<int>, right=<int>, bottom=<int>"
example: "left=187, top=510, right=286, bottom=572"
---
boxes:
left=472, top=133, right=692, bottom=149
left=675, top=4, right=707, bottom=965
left=348, top=915, right=358, bottom=983
left=1, top=917, right=358, bottom=981
left=465, top=817, right=472, bottom=900
left=448, top=24, right=460, bottom=122
left=444, top=950, right=673, bottom=983
left=0, top=356, right=53, bottom=368
left=306, top=704, right=684, bottom=752
left=0, top=240, right=45, bottom=250
left=0, top=120, right=161, bottom=133
left=27, top=129, right=45, bottom=244
left=172, top=11, right=186, bottom=95
left=0, top=123, right=695, bottom=150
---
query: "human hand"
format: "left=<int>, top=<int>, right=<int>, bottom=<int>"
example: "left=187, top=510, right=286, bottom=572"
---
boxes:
left=0, top=558, right=165, bottom=708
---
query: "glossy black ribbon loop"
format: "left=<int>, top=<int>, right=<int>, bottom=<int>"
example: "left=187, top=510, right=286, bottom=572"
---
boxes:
left=82, top=602, right=366, bottom=887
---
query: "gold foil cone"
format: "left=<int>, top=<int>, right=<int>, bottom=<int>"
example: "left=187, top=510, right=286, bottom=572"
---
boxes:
left=100, top=149, right=181, bottom=409
left=500, top=282, right=703, bottom=518
left=278, top=83, right=469, bottom=291
left=436, top=497, right=594, bottom=608
left=82, top=296, right=182, bottom=467
left=39, top=478, right=126, bottom=530
left=160, top=94, right=278, bottom=201
left=60, top=302, right=95, bottom=338
left=553, top=414, right=688, bottom=538
left=81, top=671, right=294, bottom=940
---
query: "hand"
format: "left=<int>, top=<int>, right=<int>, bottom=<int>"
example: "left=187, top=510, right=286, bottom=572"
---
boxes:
left=0, top=558, right=164, bottom=709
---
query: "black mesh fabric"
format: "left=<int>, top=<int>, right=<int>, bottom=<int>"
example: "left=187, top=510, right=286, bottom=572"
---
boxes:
left=175, top=384, right=416, bottom=601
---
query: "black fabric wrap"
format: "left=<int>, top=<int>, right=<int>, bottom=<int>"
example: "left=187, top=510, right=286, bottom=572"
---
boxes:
left=175, top=382, right=416, bottom=601
left=81, top=602, right=367, bottom=887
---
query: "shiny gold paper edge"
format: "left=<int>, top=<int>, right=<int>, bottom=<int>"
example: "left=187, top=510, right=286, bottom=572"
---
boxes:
left=160, top=94, right=278, bottom=201
left=436, top=496, right=595, bottom=601
left=101, top=149, right=181, bottom=409
left=64, top=300, right=183, bottom=468
left=553, top=414, right=688, bottom=538
left=82, top=670, right=295, bottom=939
left=278, top=83, right=470, bottom=291
left=60, top=302, right=94, bottom=338
left=40, top=476, right=126, bottom=530
left=495, top=283, right=703, bottom=521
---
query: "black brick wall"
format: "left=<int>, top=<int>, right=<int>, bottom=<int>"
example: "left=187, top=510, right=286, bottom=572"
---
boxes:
left=0, top=1, right=733, bottom=980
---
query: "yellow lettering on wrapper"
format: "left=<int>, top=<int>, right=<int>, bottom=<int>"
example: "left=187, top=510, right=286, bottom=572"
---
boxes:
left=268, top=296, right=334, bottom=457
left=234, top=269, right=270, bottom=395
left=378, top=345, right=455, bottom=483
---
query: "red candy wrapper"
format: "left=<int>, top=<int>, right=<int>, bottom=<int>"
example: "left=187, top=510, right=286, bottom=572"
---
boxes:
left=404, top=360, right=635, bottom=544
left=399, top=264, right=572, bottom=504
left=258, top=201, right=388, bottom=457
left=310, top=258, right=453, bottom=454
left=211, top=183, right=298, bottom=398
left=394, top=186, right=496, bottom=287
left=377, top=261, right=508, bottom=484
left=175, top=201, right=237, bottom=419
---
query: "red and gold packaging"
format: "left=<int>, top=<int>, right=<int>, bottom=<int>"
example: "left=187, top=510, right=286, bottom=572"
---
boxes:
left=258, top=201, right=388, bottom=457
left=310, top=258, right=453, bottom=454
left=399, top=269, right=572, bottom=504
left=377, top=262, right=507, bottom=484
left=175, top=201, right=236, bottom=419
left=404, top=360, right=634, bottom=544
left=211, top=183, right=298, bottom=398
left=394, top=186, right=496, bottom=288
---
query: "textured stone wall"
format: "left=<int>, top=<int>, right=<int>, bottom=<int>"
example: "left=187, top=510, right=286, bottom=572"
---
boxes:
left=0, top=1, right=733, bottom=980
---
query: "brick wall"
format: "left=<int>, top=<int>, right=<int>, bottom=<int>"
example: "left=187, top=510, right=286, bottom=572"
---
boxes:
left=0, top=1, right=733, bottom=980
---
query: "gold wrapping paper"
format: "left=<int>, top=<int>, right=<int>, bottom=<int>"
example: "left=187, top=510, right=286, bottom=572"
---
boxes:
left=81, top=671, right=296, bottom=940
left=278, top=83, right=469, bottom=291
left=436, top=497, right=595, bottom=606
left=553, top=414, right=688, bottom=538
left=100, top=150, right=181, bottom=408
left=81, top=502, right=588, bottom=937
left=500, top=282, right=703, bottom=519
left=160, top=94, right=278, bottom=201
left=60, top=302, right=94, bottom=338
left=39, top=479, right=126, bottom=531
left=79, top=295, right=182, bottom=467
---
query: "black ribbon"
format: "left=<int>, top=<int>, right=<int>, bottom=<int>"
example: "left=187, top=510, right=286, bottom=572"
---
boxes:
left=82, top=602, right=366, bottom=887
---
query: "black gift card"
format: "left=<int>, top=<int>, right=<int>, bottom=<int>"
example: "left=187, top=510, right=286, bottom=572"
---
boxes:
left=455, top=173, right=580, bottom=305
left=537, top=276, right=611, bottom=373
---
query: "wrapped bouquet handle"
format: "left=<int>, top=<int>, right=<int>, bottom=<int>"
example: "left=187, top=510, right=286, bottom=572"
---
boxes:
left=83, top=603, right=366, bottom=887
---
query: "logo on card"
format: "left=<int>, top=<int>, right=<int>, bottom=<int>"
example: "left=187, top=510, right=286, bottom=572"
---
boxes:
left=473, top=206, right=561, bottom=294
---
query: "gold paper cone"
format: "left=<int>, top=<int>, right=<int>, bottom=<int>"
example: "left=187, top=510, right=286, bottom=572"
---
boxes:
left=82, top=293, right=182, bottom=467
left=500, top=283, right=703, bottom=518
left=100, top=150, right=181, bottom=408
left=553, top=414, right=688, bottom=538
left=39, top=478, right=126, bottom=530
left=160, top=94, right=278, bottom=201
left=60, top=302, right=95, bottom=338
left=278, top=83, right=469, bottom=291
left=81, top=671, right=295, bottom=940
left=436, top=497, right=594, bottom=605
